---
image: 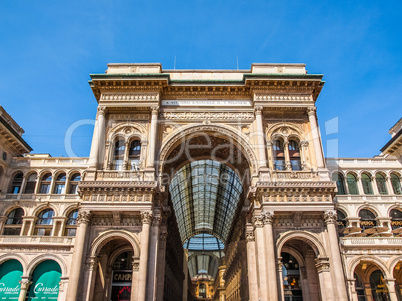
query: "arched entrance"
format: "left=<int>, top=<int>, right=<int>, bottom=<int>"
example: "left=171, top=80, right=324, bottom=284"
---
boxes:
left=0, top=259, right=23, bottom=300
left=278, top=238, right=322, bottom=301
left=90, top=235, right=139, bottom=301
left=27, top=260, right=62, bottom=301
left=352, top=260, right=391, bottom=301
left=160, top=130, right=253, bottom=301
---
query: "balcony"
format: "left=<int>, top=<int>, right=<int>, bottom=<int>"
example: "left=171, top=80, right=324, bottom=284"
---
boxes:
left=0, top=235, right=75, bottom=246
left=341, top=236, right=402, bottom=247
left=271, top=171, right=319, bottom=181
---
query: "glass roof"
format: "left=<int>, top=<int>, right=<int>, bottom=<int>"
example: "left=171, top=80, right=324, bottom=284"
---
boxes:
left=169, top=160, right=243, bottom=244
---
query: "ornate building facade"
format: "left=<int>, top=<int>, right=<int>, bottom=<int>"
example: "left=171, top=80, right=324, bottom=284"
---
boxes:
left=0, top=63, right=401, bottom=301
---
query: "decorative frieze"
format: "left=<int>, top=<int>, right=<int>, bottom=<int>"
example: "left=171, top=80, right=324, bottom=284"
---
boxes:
left=254, top=94, right=312, bottom=102
left=100, top=93, right=159, bottom=102
left=92, top=215, right=141, bottom=227
left=159, top=112, right=254, bottom=120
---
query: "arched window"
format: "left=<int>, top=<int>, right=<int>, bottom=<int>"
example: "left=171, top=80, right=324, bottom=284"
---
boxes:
left=288, top=140, right=301, bottom=171
left=332, top=173, right=346, bottom=195
left=24, top=173, right=37, bottom=194
left=39, top=173, right=52, bottom=194
left=53, top=173, right=66, bottom=194
left=199, top=283, right=207, bottom=299
left=347, top=174, right=359, bottom=195
left=128, top=140, right=141, bottom=170
left=65, top=210, right=78, bottom=236
left=369, top=270, right=389, bottom=299
left=376, top=173, right=388, bottom=195
left=35, top=208, right=54, bottom=236
left=337, top=210, right=347, bottom=237
left=273, top=139, right=285, bottom=170
left=68, top=173, right=81, bottom=194
left=390, top=209, right=402, bottom=231
left=361, top=173, right=373, bottom=195
left=391, top=174, right=402, bottom=195
left=9, top=173, right=23, bottom=194
left=359, top=209, right=377, bottom=231
left=113, top=139, right=125, bottom=170
left=3, top=208, right=24, bottom=235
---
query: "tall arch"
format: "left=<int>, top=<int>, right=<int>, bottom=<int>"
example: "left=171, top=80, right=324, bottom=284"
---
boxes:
left=276, top=230, right=327, bottom=257
left=90, top=230, right=141, bottom=258
left=158, top=124, right=258, bottom=175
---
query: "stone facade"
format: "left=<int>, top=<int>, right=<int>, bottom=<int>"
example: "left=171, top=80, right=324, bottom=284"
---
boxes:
left=0, top=63, right=401, bottom=301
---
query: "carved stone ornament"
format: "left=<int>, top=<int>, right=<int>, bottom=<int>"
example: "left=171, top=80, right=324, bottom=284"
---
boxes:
left=159, top=112, right=254, bottom=120
left=100, top=93, right=159, bottom=102
left=261, top=211, right=274, bottom=225
left=315, top=258, right=330, bottom=273
left=254, top=106, right=263, bottom=115
left=160, top=231, right=168, bottom=241
left=151, top=106, right=159, bottom=114
left=324, top=210, right=337, bottom=225
left=152, top=215, right=162, bottom=227
left=245, top=230, right=255, bottom=242
left=97, top=106, right=107, bottom=115
left=86, top=256, right=99, bottom=271
left=307, top=106, right=316, bottom=116
left=140, top=211, right=153, bottom=224
left=252, top=215, right=264, bottom=228
left=19, top=279, right=32, bottom=290
left=77, top=210, right=92, bottom=225
left=132, top=262, right=140, bottom=271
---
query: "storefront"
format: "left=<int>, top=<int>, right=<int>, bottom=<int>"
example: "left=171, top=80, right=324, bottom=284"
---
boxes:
left=27, top=260, right=61, bottom=301
left=0, top=259, right=23, bottom=300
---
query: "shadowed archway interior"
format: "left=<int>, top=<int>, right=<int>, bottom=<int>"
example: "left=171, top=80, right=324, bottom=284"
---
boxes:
left=169, top=159, right=243, bottom=279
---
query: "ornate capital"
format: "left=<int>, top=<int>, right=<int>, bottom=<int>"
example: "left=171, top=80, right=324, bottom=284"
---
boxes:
left=97, top=106, right=107, bottom=116
left=19, top=279, right=32, bottom=290
left=132, top=261, right=140, bottom=271
left=315, top=257, right=330, bottom=273
left=86, top=256, right=99, bottom=271
left=307, top=106, right=316, bottom=116
left=152, top=215, right=161, bottom=227
left=151, top=106, right=159, bottom=115
left=300, top=140, right=309, bottom=147
left=245, top=230, right=255, bottom=242
left=140, top=211, right=153, bottom=224
left=324, top=210, right=337, bottom=225
left=254, top=106, right=263, bottom=116
left=77, top=210, right=91, bottom=225
left=252, top=215, right=264, bottom=228
left=262, top=211, right=274, bottom=225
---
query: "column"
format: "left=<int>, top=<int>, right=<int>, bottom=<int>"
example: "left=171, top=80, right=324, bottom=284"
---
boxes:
left=89, top=106, right=106, bottom=169
left=27, top=217, right=37, bottom=236
left=146, top=213, right=161, bottom=300
left=252, top=213, right=269, bottom=301
left=307, top=107, right=325, bottom=169
left=364, top=283, right=373, bottom=299
left=277, top=258, right=285, bottom=301
left=0, top=216, right=6, bottom=234
left=66, top=210, right=91, bottom=301
left=131, top=259, right=140, bottom=301
left=385, top=279, right=399, bottom=301
left=300, top=141, right=309, bottom=170
left=284, top=141, right=291, bottom=170
left=123, top=140, right=130, bottom=170
left=84, top=256, right=98, bottom=301
left=356, top=176, right=364, bottom=195
left=324, top=210, right=348, bottom=301
left=315, top=257, right=334, bottom=301
left=137, top=211, right=152, bottom=301
left=245, top=226, right=258, bottom=301
left=18, top=278, right=31, bottom=301
left=147, top=106, right=159, bottom=168
left=262, top=211, right=279, bottom=300
left=182, top=249, right=189, bottom=301
left=300, top=267, right=311, bottom=301
left=266, top=140, right=275, bottom=169
left=254, top=106, right=268, bottom=169
left=57, top=278, right=69, bottom=301
left=347, top=279, right=358, bottom=301
left=156, top=227, right=168, bottom=301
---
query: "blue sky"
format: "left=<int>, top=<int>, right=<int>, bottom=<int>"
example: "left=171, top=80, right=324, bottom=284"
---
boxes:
left=0, top=1, right=401, bottom=158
